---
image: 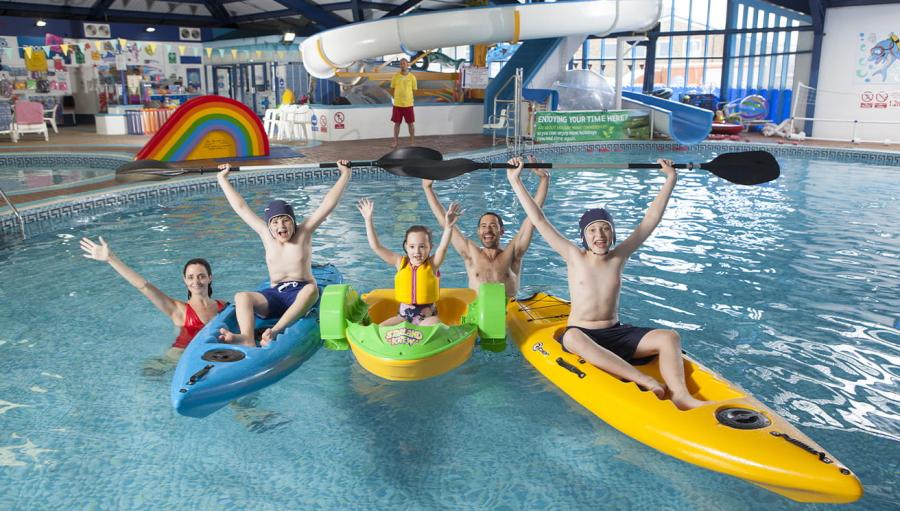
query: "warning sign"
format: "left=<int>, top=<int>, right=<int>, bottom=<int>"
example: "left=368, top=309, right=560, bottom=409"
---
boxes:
left=334, top=112, right=345, bottom=129
left=319, top=114, right=328, bottom=133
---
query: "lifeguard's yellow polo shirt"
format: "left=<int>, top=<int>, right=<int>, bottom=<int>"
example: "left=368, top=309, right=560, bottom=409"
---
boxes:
left=390, top=72, right=417, bottom=108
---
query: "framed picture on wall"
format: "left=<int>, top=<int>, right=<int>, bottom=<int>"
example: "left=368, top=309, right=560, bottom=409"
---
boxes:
left=186, top=68, right=201, bottom=90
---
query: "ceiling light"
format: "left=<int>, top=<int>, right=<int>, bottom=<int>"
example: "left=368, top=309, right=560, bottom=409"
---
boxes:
left=35, top=19, right=47, bottom=27
left=282, top=32, right=296, bottom=43
left=145, top=27, right=156, bottom=33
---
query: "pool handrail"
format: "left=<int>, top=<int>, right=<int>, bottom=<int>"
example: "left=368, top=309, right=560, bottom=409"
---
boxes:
left=0, top=187, right=25, bottom=239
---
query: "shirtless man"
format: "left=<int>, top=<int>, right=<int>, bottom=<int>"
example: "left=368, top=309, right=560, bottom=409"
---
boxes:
left=216, top=160, right=351, bottom=346
left=507, top=156, right=709, bottom=410
left=421, top=163, right=549, bottom=298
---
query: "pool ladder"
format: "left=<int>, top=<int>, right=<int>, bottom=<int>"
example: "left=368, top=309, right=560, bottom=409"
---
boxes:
left=0, top=187, right=26, bottom=239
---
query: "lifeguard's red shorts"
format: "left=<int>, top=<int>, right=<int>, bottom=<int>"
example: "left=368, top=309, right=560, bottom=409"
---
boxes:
left=391, top=106, right=415, bottom=124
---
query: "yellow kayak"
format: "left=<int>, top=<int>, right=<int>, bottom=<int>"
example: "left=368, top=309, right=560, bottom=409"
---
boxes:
left=507, top=293, right=863, bottom=503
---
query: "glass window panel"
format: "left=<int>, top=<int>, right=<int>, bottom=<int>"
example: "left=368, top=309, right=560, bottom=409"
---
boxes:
left=654, top=59, right=670, bottom=88
left=703, top=62, right=722, bottom=93
left=706, top=34, right=724, bottom=57
left=771, top=53, right=783, bottom=88
left=657, top=37, right=671, bottom=58
left=685, top=58, right=707, bottom=87
left=671, top=35, right=688, bottom=57
left=661, top=0, right=675, bottom=31
left=709, top=0, right=727, bottom=30
left=690, top=0, right=707, bottom=30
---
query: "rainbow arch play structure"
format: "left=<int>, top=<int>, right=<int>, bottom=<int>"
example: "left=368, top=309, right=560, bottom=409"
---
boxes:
left=135, top=96, right=269, bottom=162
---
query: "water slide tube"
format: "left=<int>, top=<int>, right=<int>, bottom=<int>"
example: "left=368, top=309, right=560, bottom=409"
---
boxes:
left=622, top=91, right=713, bottom=145
left=302, top=0, right=662, bottom=80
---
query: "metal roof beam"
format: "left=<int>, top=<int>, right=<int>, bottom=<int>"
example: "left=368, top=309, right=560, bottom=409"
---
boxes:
left=320, top=1, right=395, bottom=10
left=203, top=0, right=234, bottom=23
left=383, top=0, right=425, bottom=18
left=88, top=0, right=117, bottom=18
left=272, top=0, right=349, bottom=28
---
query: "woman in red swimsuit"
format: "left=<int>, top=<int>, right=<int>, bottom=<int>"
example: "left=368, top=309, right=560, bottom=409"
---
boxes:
left=80, top=236, right=225, bottom=361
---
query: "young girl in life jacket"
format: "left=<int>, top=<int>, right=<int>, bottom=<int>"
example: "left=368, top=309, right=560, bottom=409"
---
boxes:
left=357, top=198, right=460, bottom=326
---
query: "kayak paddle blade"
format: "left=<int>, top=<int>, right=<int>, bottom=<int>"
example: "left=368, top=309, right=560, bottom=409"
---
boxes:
left=700, top=151, right=780, bottom=185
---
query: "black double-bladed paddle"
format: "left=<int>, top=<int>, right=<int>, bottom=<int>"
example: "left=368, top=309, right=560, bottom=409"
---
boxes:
left=399, top=150, right=780, bottom=185
left=116, top=147, right=779, bottom=186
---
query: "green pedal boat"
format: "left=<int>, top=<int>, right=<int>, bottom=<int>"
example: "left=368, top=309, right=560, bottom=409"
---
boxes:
left=320, top=283, right=506, bottom=380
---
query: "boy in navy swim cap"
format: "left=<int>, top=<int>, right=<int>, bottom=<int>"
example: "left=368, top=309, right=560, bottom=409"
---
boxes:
left=421, top=156, right=551, bottom=298
left=508, top=156, right=709, bottom=410
left=215, top=161, right=352, bottom=346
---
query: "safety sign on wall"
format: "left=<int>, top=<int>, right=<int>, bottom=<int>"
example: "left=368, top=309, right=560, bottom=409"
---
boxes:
left=859, top=90, right=900, bottom=109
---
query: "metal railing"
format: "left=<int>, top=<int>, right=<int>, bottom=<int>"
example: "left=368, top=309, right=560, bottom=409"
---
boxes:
left=490, top=67, right=525, bottom=153
left=0, top=187, right=26, bottom=239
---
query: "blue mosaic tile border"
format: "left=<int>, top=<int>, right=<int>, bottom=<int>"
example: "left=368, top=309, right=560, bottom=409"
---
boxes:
left=2, top=141, right=898, bottom=239
left=0, top=152, right=133, bottom=170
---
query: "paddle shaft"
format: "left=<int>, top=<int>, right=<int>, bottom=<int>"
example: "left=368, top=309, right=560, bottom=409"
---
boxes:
left=473, top=162, right=696, bottom=170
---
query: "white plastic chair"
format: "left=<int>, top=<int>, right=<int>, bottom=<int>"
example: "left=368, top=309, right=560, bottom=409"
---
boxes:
left=12, top=101, right=49, bottom=142
left=43, top=104, right=59, bottom=134
left=274, top=104, right=297, bottom=141
left=482, top=108, right=509, bottom=146
left=291, top=104, right=311, bottom=142
left=263, top=104, right=287, bottom=139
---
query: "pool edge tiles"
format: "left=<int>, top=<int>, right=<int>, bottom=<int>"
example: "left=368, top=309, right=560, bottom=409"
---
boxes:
left=2, top=141, right=900, bottom=238
left=0, top=152, right=135, bottom=170
left=0, top=165, right=385, bottom=239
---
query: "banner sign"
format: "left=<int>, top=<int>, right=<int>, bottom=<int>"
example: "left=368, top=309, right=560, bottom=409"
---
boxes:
left=534, top=110, right=650, bottom=143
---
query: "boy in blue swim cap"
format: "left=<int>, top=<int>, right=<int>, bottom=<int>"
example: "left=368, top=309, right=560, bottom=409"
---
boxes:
left=215, top=161, right=351, bottom=346
left=507, top=156, right=709, bottom=410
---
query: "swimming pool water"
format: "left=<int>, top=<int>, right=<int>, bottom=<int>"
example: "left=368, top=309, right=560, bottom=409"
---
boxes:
left=0, top=166, right=115, bottom=195
left=1, top=149, right=897, bottom=510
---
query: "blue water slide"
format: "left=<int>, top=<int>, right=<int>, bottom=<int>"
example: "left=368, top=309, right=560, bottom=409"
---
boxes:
left=484, top=38, right=564, bottom=126
left=621, top=91, right=713, bottom=145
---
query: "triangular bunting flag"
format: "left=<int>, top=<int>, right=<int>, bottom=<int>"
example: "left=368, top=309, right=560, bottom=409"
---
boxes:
left=146, top=0, right=155, bottom=9
left=121, top=0, right=131, bottom=7
left=255, top=50, right=262, bottom=58
left=167, top=2, right=177, bottom=13
left=230, top=49, right=237, bottom=59
left=178, top=45, right=186, bottom=55
left=24, top=46, right=33, bottom=59
left=118, top=38, right=127, bottom=50
left=61, top=43, right=69, bottom=55
left=188, top=4, right=198, bottom=15
left=277, top=51, right=285, bottom=59
left=205, top=47, right=212, bottom=58
left=217, top=49, right=225, bottom=57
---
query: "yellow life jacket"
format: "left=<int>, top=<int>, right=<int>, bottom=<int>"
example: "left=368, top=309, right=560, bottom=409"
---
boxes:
left=394, top=257, right=439, bottom=305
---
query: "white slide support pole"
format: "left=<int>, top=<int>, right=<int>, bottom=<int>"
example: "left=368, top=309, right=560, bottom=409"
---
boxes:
left=302, top=0, right=662, bottom=79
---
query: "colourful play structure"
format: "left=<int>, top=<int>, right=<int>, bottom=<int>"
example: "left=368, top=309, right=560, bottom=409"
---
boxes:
left=134, top=95, right=269, bottom=162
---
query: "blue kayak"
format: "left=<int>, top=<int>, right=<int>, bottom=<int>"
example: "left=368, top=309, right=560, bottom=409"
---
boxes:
left=171, top=264, right=342, bottom=418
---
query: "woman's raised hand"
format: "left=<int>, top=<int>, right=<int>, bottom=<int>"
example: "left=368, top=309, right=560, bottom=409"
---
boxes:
left=80, top=236, right=111, bottom=262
